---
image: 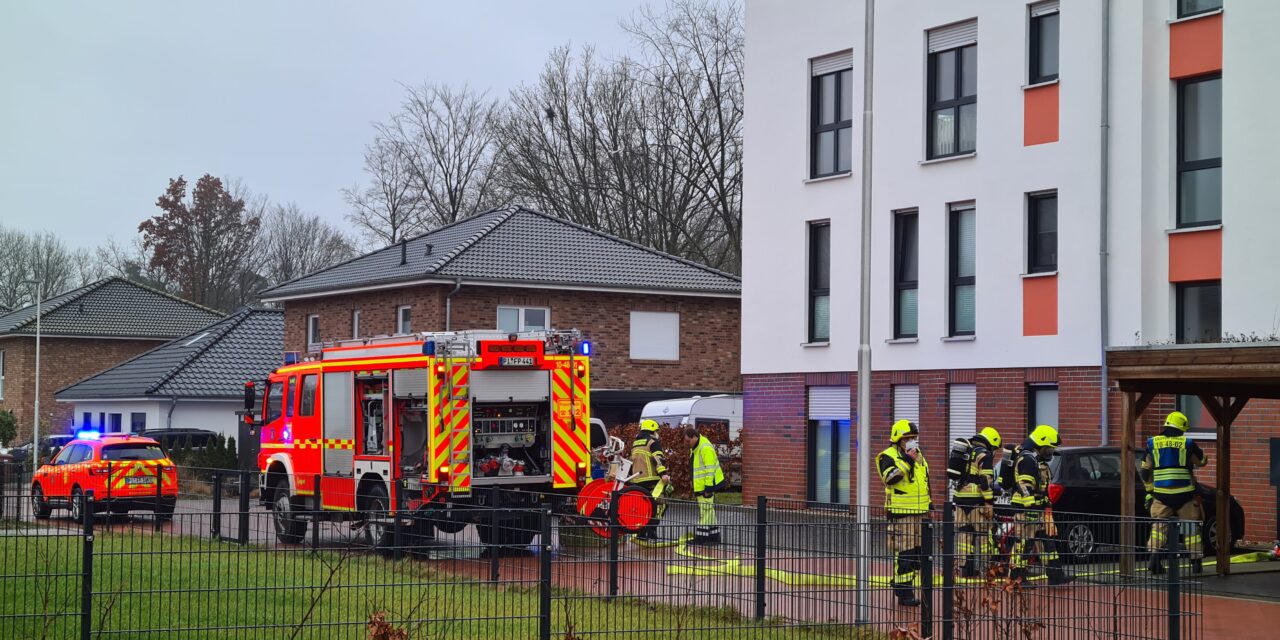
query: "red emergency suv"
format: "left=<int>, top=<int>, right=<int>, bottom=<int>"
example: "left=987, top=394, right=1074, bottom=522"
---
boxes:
left=31, top=433, right=178, bottom=521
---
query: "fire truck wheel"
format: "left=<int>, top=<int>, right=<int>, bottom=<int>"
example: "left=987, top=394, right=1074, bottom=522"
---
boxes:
left=31, top=484, right=52, bottom=519
left=359, top=484, right=391, bottom=551
left=272, top=479, right=307, bottom=544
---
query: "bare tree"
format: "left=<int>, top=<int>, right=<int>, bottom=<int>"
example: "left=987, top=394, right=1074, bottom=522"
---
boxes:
left=258, top=203, right=357, bottom=286
left=0, top=225, right=80, bottom=309
left=343, top=137, right=426, bottom=248
left=94, top=237, right=174, bottom=293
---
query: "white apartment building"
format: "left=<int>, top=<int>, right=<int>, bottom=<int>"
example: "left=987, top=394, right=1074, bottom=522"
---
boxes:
left=740, top=0, right=1279, bottom=541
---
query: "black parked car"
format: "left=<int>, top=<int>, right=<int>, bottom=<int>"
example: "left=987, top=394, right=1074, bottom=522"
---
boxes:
left=6, top=434, right=77, bottom=465
left=995, top=446, right=1244, bottom=562
left=140, top=428, right=219, bottom=453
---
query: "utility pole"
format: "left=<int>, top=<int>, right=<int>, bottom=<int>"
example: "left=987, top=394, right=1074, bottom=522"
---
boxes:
left=854, top=0, right=876, bottom=625
left=20, top=280, right=42, bottom=476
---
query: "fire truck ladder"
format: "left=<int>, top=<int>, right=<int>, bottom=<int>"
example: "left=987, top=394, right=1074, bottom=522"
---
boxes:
left=441, top=337, right=474, bottom=494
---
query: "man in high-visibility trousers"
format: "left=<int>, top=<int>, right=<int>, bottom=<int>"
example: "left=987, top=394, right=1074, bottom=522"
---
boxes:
left=684, top=426, right=726, bottom=545
left=631, top=419, right=672, bottom=541
left=953, top=426, right=1001, bottom=578
left=1142, top=411, right=1208, bottom=575
left=877, top=419, right=931, bottom=607
left=1010, top=424, right=1072, bottom=585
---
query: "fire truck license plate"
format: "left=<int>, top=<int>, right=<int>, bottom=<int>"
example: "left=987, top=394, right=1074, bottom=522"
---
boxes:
left=125, top=477, right=155, bottom=485
left=499, top=357, right=535, bottom=366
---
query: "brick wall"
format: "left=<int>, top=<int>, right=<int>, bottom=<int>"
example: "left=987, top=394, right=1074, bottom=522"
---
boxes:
left=0, top=336, right=166, bottom=442
left=282, top=284, right=741, bottom=393
left=743, top=365, right=1280, bottom=543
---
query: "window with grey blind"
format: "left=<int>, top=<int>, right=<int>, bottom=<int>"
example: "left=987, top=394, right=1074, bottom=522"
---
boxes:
left=927, top=20, right=977, bottom=159
left=892, top=384, right=920, bottom=424
left=808, top=221, right=831, bottom=342
left=949, top=204, right=976, bottom=336
left=948, top=384, right=977, bottom=441
left=894, top=211, right=919, bottom=338
left=810, top=51, right=853, bottom=178
left=1178, top=75, right=1221, bottom=227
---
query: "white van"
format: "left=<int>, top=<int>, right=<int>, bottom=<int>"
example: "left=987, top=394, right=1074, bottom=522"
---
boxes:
left=640, top=395, right=742, bottom=441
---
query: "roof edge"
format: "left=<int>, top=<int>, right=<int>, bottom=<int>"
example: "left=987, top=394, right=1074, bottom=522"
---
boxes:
left=261, top=275, right=741, bottom=303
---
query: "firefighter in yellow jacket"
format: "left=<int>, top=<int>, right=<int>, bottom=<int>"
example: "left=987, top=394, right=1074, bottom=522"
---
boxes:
left=877, top=419, right=931, bottom=607
left=952, top=426, right=1001, bottom=578
left=1142, top=411, right=1208, bottom=575
left=684, top=425, right=726, bottom=545
left=1010, top=424, right=1071, bottom=585
left=631, top=419, right=672, bottom=540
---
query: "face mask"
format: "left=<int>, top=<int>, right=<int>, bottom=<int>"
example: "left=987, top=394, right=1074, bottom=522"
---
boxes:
left=904, top=439, right=920, bottom=452
left=1037, top=447, right=1054, bottom=462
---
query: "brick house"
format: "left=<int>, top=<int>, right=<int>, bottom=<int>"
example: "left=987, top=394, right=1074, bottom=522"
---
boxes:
left=259, top=207, right=741, bottom=425
left=0, top=277, right=224, bottom=441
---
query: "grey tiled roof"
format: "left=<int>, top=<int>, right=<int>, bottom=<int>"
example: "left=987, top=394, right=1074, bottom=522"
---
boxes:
left=0, top=277, right=224, bottom=339
left=56, top=308, right=284, bottom=400
left=260, top=207, right=741, bottom=299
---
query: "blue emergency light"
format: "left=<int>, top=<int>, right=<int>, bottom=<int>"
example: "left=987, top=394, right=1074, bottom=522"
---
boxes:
left=580, top=341, right=592, bottom=356
left=283, top=351, right=300, bottom=365
left=75, top=430, right=101, bottom=440
left=423, top=340, right=436, bottom=356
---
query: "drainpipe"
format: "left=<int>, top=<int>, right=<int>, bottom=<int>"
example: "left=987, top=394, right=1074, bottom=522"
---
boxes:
left=166, top=396, right=179, bottom=429
left=1098, top=0, right=1112, bottom=445
left=444, top=278, right=463, bottom=331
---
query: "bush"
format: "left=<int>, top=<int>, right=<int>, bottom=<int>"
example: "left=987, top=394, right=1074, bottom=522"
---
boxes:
left=0, top=409, right=17, bottom=448
left=607, top=422, right=740, bottom=499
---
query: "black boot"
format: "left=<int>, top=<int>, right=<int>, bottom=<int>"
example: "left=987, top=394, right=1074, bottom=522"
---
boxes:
left=1147, top=554, right=1166, bottom=576
left=1047, top=564, right=1074, bottom=586
left=1191, top=559, right=1204, bottom=575
left=960, top=562, right=979, bottom=579
left=894, top=584, right=920, bottom=607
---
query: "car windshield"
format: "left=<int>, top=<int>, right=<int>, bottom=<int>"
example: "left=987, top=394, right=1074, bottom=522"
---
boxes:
left=102, top=444, right=166, bottom=461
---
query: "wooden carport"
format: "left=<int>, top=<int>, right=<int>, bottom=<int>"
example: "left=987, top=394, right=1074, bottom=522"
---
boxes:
left=1109, top=343, right=1280, bottom=576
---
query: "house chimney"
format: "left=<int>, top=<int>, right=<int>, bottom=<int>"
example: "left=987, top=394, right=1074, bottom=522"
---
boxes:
left=424, top=243, right=433, bottom=256
left=399, top=238, right=407, bottom=265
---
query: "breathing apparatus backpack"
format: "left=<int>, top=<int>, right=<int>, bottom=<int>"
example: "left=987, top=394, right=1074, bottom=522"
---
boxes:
left=946, top=438, right=975, bottom=485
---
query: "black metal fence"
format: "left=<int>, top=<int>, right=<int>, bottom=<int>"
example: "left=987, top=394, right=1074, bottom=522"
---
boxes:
left=0, top=464, right=1202, bottom=639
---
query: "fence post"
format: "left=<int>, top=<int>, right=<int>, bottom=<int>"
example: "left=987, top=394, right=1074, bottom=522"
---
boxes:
left=393, top=480, right=405, bottom=561
left=312, top=474, right=322, bottom=552
left=489, top=486, right=501, bottom=583
left=81, top=490, right=95, bottom=640
left=237, top=470, right=251, bottom=545
left=607, top=493, right=619, bottom=601
left=539, top=508, right=553, bottom=640
left=755, top=495, right=768, bottom=620
left=941, top=502, right=955, bottom=640
left=1, top=462, right=7, bottom=520
left=920, top=517, right=934, bottom=638
left=1167, top=518, right=1182, bottom=640
left=211, top=472, right=222, bottom=539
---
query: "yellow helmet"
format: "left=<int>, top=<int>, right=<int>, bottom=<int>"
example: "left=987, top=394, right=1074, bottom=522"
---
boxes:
left=1029, top=424, right=1061, bottom=448
left=640, top=419, right=661, bottom=432
left=1164, top=411, right=1189, bottom=432
left=890, top=419, right=919, bottom=443
left=978, top=426, right=1002, bottom=449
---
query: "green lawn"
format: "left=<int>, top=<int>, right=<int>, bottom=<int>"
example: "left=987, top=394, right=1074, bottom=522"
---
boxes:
left=1, top=527, right=859, bottom=639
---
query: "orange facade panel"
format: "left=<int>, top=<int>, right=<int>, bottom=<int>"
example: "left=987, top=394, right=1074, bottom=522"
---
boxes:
left=1024, top=83, right=1059, bottom=146
left=1168, top=228, right=1222, bottom=282
left=1170, top=12, right=1222, bottom=79
left=1022, top=274, right=1058, bottom=336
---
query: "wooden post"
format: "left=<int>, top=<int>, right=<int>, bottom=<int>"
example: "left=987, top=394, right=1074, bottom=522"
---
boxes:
left=1200, top=394, right=1247, bottom=577
left=1120, top=390, right=1137, bottom=576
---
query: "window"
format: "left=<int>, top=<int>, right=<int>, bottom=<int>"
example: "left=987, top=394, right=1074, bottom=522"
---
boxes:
left=498, top=307, right=551, bottom=333
left=1028, top=192, right=1057, bottom=273
left=1177, top=75, right=1221, bottom=227
left=927, top=21, right=977, bottom=159
left=810, top=52, right=853, bottom=178
left=1027, top=384, right=1059, bottom=432
left=82, top=412, right=91, bottom=428
left=808, top=419, right=851, bottom=504
left=397, top=306, right=412, bottom=334
left=1179, top=0, right=1222, bottom=19
left=894, top=211, right=919, bottom=338
left=1175, top=394, right=1218, bottom=437
left=949, top=204, right=976, bottom=336
left=299, top=375, right=317, bottom=417
left=69, top=444, right=94, bottom=464
left=352, top=310, right=361, bottom=339
left=0, top=350, right=4, bottom=399
left=1029, top=2, right=1059, bottom=84
left=306, top=314, right=320, bottom=347
left=99, top=413, right=105, bottom=430
left=1176, top=281, right=1221, bottom=344
left=108, top=414, right=122, bottom=433
left=948, top=384, right=977, bottom=441
left=286, top=376, right=297, bottom=418
left=266, top=381, right=284, bottom=423
left=808, top=221, right=831, bottom=342
left=52, top=445, right=76, bottom=465
left=103, top=444, right=165, bottom=461
left=130, top=412, right=146, bottom=433
left=629, top=311, right=680, bottom=360
left=892, top=384, right=920, bottom=424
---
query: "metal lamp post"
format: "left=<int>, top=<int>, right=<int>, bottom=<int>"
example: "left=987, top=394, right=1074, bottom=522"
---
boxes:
left=20, top=280, right=41, bottom=473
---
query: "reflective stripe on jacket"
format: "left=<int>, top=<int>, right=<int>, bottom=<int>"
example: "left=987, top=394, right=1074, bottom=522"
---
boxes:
left=877, top=446, right=930, bottom=515
left=630, top=432, right=666, bottom=484
left=1146, top=435, right=1195, bottom=495
left=690, top=435, right=725, bottom=493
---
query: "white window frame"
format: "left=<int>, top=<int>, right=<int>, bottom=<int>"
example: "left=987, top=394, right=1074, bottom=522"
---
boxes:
left=352, top=310, right=361, bottom=339
left=629, top=311, right=680, bottom=361
left=497, top=306, right=552, bottom=333
left=306, top=315, right=320, bottom=347
left=397, top=306, right=412, bottom=334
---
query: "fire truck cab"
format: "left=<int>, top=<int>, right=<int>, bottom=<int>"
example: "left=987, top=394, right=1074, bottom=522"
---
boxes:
left=249, top=329, right=592, bottom=547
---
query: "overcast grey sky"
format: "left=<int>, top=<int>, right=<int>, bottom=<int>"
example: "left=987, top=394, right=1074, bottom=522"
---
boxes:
left=0, top=0, right=650, bottom=250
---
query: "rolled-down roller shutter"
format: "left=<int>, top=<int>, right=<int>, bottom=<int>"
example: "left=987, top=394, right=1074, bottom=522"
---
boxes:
left=1030, top=1, right=1060, bottom=18
left=808, top=386, right=851, bottom=420
left=811, top=50, right=853, bottom=76
left=928, top=19, right=978, bottom=53
left=892, top=385, right=920, bottom=423
left=948, top=384, right=977, bottom=441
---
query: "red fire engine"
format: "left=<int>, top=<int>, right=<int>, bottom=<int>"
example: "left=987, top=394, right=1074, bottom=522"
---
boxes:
left=246, top=329, right=595, bottom=547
